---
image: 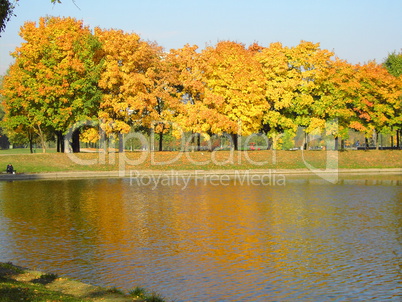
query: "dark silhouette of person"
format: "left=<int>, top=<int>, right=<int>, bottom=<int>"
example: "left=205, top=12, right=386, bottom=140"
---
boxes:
left=6, top=163, right=14, bottom=174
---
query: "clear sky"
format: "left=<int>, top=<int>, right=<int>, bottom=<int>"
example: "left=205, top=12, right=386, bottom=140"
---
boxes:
left=0, top=0, right=401, bottom=75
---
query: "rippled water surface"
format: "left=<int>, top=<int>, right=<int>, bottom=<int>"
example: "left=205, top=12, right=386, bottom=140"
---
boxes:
left=1, top=175, right=402, bottom=301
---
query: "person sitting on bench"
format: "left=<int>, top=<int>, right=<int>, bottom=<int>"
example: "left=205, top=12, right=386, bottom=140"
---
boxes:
left=6, top=163, right=14, bottom=174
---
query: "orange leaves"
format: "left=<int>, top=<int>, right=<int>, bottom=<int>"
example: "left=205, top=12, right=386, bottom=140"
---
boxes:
left=349, top=121, right=367, bottom=132
left=347, top=62, right=402, bottom=133
left=96, top=28, right=178, bottom=136
left=3, top=14, right=401, bottom=152
left=254, top=40, right=399, bottom=139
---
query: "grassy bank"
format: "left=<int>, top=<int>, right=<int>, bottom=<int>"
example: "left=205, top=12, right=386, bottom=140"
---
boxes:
left=0, top=262, right=166, bottom=302
left=0, top=149, right=400, bottom=174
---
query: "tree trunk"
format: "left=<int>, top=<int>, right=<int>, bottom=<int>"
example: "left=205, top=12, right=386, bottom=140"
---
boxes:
left=397, top=130, right=400, bottom=149
left=37, top=124, right=46, bottom=153
left=72, top=128, right=80, bottom=153
left=119, top=133, right=124, bottom=153
left=304, top=132, right=309, bottom=150
left=365, top=137, right=369, bottom=150
left=340, top=138, right=345, bottom=151
left=29, top=140, right=33, bottom=153
left=375, top=130, right=379, bottom=150
left=231, top=133, right=238, bottom=151
left=28, top=130, right=34, bottom=153
left=197, top=133, right=201, bottom=151
left=56, top=131, right=65, bottom=153
left=103, top=133, right=108, bottom=154
left=334, top=137, right=339, bottom=151
left=158, top=132, right=163, bottom=151
left=56, top=132, right=60, bottom=153
left=268, top=137, right=273, bottom=150
left=60, top=135, right=65, bottom=153
left=380, top=133, right=383, bottom=150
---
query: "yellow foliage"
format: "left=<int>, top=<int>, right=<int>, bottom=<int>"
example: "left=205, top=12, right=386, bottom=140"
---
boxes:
left=80, top=128, right=100, bottom=143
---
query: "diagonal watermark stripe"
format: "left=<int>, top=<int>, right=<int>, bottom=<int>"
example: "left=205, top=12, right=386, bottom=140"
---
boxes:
left=301, top=119, right=339, bottom=184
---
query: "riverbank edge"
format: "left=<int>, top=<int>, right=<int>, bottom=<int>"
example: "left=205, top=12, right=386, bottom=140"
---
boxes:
left=0, top=168, right=401, bottom=181
left=0, top=261, right=142, bottom=301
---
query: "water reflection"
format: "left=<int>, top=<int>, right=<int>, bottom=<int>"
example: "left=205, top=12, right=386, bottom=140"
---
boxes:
left=0, top=176, right=402, bottom=301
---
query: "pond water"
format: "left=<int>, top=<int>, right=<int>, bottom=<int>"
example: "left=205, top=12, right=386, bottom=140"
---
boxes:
left=0, top=174, right=402, bottom=301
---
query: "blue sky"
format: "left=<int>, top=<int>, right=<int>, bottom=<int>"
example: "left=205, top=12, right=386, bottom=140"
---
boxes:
left=0, top=0, right=401, bottom=75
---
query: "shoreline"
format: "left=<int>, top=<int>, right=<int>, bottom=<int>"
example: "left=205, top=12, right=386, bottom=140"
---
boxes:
left=0, top=167, right=401, bottom=181
left=0, top=261, right=149, bottom=301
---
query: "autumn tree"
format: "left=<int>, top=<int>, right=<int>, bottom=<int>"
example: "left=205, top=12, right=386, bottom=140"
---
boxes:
left=350, top=62, right=401, bottom=149
left=166, top=44, right=218, bottom=150
left=284, top=42, right=335, bottom=148
left=1, top=64, right=41, bottom=152
left=256, top=42, right=300, bottom=140
left=96, top=28, right=179, bottom=151
left=311, top=59, right=363, bottom=149
left=145, top=52, right=183, bottom=151
left=383, top=51, right=402, bottom=147
left=198, top=41, right=266, bottom=150
left=308, top=59, right=401, bottom=150
left=256, top=41, right=336, bottom=148
left=1, top=16, right=103, bottom=153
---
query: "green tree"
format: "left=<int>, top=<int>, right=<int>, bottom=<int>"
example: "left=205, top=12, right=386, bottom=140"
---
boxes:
left=1, top=16, right=103, bottom=153
left=383, top=51, right=402, bottom=147
left=384, top=51, right=402, bottom=77
left=1, top=63, right=41, bottom=152
left=0, top=0, right=16, bottom=34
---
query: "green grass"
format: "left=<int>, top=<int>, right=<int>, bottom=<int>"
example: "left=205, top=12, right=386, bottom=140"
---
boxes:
left=0, top=263, right=83, bottom=302
left=0, top=279, right=86, bottom=302
left=33, top=273, right=59, bottom=285
left=0, top=262, right=24, bottom=274
left=129, top=286, right=148, bottom=297
left=0, top=276, right=88, bottom=302
left=129, top=286, right=167, bottom=302
left=0, top=262, right=168, bottom=302
left=105, top=286, right=125, bottom=294
left=0, top=149, right=400, bottom=174
left=0, top=148, right=57, bottom=155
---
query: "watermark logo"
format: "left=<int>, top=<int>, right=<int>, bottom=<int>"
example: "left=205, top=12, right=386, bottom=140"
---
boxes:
left=129, top=170, right=286, bottom=190
left=65, top=118, right=340, bottom=186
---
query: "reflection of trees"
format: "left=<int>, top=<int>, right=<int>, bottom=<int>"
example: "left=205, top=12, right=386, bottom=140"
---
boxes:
left=0, top=179, right=127, bottom=274
left=1, top=179, right=402, bottom=297
left=261, top=185, right=402, bottom=295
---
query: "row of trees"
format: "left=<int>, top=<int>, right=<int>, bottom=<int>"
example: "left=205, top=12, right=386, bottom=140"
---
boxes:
left=1, top=16, right=401, bottom=152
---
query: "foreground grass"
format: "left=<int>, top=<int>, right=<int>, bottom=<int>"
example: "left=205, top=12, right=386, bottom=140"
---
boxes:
left=0, top=262, right=87, bottom=302
left=0, top=278, right=84, bottom=302
left=0, top=262, right=167, bottom=302
left=0, top=149, right=400, bottom=174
